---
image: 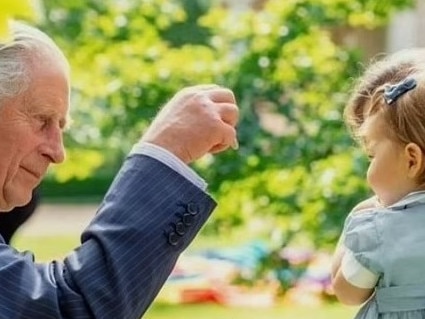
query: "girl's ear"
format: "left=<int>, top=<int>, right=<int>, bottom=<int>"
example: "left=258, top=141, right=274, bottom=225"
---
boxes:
left=405, top=142, right=424, bottom=179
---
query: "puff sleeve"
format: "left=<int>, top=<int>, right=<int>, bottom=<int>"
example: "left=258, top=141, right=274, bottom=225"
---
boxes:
left=340, top=212, right=383, bottom=288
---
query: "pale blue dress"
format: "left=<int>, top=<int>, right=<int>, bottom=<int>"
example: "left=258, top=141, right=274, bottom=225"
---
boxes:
left=342, top=192, right=425, bottom=318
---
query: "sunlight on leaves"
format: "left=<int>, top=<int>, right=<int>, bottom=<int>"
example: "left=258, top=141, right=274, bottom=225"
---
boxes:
left=49, top=149, right=105, bottom=182
left=0, top=0, right=41, bottom=41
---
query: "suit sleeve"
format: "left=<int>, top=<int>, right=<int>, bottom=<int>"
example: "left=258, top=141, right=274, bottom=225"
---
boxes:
left=0, top=154, right=216, bottom=319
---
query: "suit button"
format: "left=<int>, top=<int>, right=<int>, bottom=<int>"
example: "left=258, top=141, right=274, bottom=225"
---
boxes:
left=175, top=222, right=185, bottom=235
left=168, top=231, right=179, bottom=246
left=187, top=202, right=199, bottom=215
left=182, top=213, right=194, bottom=226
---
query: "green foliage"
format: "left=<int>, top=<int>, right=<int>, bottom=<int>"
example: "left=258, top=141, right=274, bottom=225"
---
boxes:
left=0, top=0, right=38, bottom=40
left=37, top=0, right=413, bottom=247
left=40, top=0, right=223, bottom=163
left=40, top=175, right=112, bottom=201
left=196, top=0, right=412, bottom=246
left=209, top=150, right=369, bottom=246
left=50, top=149, right=105, bottom=182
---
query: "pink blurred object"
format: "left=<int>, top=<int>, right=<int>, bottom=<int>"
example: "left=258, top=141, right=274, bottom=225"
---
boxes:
left=216, top=285, right=277, bottom=308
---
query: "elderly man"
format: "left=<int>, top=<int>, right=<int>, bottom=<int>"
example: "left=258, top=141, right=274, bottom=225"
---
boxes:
left=0, top=21, right=238, bottom=318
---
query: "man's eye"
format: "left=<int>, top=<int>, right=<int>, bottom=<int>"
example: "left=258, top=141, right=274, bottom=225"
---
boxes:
left=34, top=115, right=49, bottom=128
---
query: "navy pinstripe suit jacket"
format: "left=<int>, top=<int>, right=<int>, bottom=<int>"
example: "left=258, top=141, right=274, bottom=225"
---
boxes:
left=0, top=154, right=216, bottom=318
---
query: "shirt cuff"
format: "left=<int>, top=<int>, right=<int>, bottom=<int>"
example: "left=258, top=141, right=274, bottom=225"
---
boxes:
left=341, top=248, right=379, bottom=289
left=130, top=142, right=207, bottom=191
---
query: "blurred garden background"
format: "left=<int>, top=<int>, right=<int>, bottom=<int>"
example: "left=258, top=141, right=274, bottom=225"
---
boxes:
left=3, top=0, right=424, bottom=317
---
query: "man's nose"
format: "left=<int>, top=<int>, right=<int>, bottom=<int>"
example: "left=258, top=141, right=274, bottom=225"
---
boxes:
left=40, top=126, right=66, bottom=164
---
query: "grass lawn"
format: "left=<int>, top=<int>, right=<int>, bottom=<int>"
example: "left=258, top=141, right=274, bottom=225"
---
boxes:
left=144, top=302, right=356, bottom=319
left=12, top=234, right=357, bottom=319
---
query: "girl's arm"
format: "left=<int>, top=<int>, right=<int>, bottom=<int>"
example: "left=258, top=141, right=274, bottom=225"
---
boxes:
left=331, top=242, right=375, bottom=305
left=331, top=197, right=380, bottom=305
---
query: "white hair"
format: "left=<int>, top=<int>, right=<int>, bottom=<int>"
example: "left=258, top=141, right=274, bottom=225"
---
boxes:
left=0, top=21, right=69, bottom=103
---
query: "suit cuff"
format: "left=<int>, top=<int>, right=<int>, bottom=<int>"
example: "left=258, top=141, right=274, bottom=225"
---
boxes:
left=130, top=142, right=207, bottom=191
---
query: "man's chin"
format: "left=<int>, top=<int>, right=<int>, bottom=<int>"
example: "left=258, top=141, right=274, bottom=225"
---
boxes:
left=0, top=203, right=16, bottom=213
left=1, top=192, right=32, bottom=212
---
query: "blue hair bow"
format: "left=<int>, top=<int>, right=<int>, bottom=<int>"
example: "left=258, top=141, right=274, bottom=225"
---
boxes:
left=383, top=77, right=417, bottom=105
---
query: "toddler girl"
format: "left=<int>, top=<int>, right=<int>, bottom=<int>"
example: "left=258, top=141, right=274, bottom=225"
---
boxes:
left=332, top=48, right=425, bottom=318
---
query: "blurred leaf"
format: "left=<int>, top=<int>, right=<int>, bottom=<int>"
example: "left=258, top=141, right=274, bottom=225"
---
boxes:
left=49, top=149, right=105, bottom=182
left=0, top=0, right=39, bottom=41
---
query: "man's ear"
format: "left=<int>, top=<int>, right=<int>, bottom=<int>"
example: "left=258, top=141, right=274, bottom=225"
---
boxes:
left=405, top=142, right=424, bottom=178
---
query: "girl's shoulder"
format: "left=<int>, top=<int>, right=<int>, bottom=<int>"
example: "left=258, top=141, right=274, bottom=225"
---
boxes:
left=347, top=191, right=425, bottom=224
